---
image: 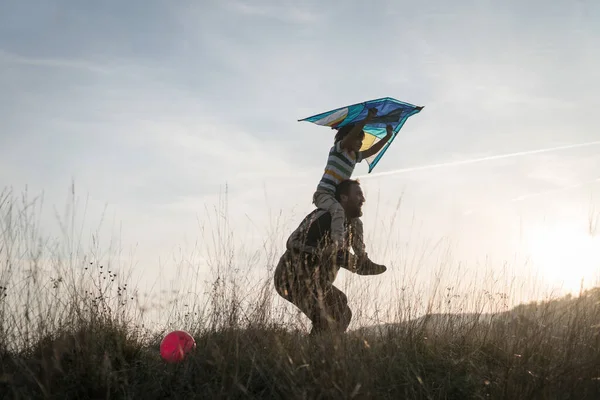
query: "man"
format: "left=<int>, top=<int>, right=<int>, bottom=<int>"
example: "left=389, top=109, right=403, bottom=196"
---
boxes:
left=274, top=179, right=387, bottom=335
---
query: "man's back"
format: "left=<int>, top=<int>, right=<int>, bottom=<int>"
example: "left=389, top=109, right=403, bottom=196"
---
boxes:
left=286, top=209, right=335, bottom=255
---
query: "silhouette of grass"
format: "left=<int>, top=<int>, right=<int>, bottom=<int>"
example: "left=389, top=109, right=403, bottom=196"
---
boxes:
left=1, top=185, right=599, bottom=399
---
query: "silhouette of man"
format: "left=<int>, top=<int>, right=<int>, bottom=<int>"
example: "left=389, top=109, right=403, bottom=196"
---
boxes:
left=274, top=179, right=387, bottom=335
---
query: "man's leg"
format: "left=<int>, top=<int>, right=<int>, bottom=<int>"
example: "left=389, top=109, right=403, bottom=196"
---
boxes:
left=274, top=253, right=351, bottom=335
left=310, top=284, right=352, bottom=336
left=274, top=252, right=323, bottom=328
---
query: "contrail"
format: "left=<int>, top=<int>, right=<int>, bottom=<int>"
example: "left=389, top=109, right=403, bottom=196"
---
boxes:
left=357, top=140, right=600, bottom=179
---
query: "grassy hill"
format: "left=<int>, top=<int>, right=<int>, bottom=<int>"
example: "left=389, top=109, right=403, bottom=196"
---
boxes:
left=1, top=285, right=599, bottom=399
left=1, top=188, right=599, bottom=399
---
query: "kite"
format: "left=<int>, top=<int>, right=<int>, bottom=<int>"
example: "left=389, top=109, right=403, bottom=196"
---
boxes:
left=299, top=97, right=423, bottom=173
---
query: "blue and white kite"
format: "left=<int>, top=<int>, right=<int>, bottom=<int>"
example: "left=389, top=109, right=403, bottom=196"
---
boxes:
left=299, top=97, right=423, bottom=173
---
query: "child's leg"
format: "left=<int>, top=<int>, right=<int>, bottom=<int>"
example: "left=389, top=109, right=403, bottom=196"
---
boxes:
left=313, top=191, right=345, bottom=247
left=349, top=218, right=367, bottom=259
left=341, top=218, right=367, bottom=272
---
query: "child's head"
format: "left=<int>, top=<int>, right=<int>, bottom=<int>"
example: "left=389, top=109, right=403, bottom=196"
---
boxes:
left=334, top=124, right=365, bottom=152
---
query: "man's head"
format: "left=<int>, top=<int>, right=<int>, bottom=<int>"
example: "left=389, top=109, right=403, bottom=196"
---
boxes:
left=335, top=179, right=365, bottom=218
left=334, top=124, right=365, bottom=152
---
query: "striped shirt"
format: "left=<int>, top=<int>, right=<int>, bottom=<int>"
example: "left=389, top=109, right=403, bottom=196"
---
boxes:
left=317, top=142, right=363, bottom=193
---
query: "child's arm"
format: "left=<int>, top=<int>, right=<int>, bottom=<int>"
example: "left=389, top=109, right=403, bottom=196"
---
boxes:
left=340, top=108, right=378, bottom=150
left=361, top=124, right=394, bottom=159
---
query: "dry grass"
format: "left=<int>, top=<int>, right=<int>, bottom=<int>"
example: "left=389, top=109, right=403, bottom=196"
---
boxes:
left=1, top=185, right=599, bottom=399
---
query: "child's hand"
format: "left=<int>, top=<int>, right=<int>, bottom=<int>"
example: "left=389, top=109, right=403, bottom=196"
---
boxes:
left=365, top=108, right=378, bottom=121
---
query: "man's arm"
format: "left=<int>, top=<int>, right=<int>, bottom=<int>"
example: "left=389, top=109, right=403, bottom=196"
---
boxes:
left=340, top=219, right=387, bottom=275
left=361, top=124, right=394, bottom=159
left=340, top=108, right=378, bottom=151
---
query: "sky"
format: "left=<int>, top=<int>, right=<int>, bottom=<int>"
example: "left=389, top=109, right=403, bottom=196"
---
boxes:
left=1, top=0, right=600, bottom=322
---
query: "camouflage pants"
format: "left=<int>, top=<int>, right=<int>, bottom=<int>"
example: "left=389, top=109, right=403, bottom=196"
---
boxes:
left=274, top=250, right=352, bottom=335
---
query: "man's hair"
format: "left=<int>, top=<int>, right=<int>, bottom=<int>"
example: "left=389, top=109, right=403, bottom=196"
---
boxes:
left=335, top=179, right=360, bottom=201
left=334, top=124, right=364, bottom=143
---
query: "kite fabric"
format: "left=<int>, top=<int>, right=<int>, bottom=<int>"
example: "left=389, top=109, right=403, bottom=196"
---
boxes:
left=299, top=97, right=423, bottom=173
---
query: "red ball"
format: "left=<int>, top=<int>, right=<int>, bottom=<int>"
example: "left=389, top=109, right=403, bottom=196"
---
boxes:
left=160, top=330, right=196, bottom=363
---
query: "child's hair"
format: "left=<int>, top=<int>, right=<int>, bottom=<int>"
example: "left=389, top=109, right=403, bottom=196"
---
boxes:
left=334, top=124, right=364, bottom=143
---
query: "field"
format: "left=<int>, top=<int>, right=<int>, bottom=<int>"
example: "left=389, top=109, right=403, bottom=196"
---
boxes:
left=1, top=187, right=599, bottom=399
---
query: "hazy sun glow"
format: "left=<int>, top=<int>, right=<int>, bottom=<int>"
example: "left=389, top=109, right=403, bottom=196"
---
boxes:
left=527, top=224, right=600, bottom=294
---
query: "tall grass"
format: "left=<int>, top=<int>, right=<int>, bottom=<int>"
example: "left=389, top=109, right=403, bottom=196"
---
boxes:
left=1, top=185, right=599, bottom=399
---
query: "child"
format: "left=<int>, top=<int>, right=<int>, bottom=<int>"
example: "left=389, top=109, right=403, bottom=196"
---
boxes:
left=313, top=107, right=395, bottom=252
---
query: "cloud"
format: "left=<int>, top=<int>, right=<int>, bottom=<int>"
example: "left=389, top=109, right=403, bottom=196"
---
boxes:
left=222, top=0, right=321, bottom=24
left=0, top=49, right=110, bottom=74
left=0, top=48, right=301, bottom=216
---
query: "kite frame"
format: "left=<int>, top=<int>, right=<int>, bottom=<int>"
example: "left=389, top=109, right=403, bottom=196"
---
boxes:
left=299, top=97, right=423, bottom=173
